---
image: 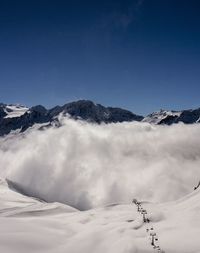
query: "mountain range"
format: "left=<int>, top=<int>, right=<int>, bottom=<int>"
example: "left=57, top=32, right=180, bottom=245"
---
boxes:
left=0, top=100, right=200, bottom=136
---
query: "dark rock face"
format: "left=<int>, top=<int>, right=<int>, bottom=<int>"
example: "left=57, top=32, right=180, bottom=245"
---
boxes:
left=0, top=105, right=50, bottom=136
left=50, top=100, right=143, bottom=123
left=158, top=115, right=179, bottom=125
left=0, top=106, right=7, bottom=120
left=176, top=109, right=200, bottom=124
left=0, top=100, right=144, bottom=136
left=158, top=109, right=200, bottom=125
left=106, top=107, right=143, bottom=123
left=2, top=100, right=200, bottom=137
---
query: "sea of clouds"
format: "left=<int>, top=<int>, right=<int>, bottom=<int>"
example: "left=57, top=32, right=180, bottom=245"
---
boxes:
left=0, top=118, right=200, bottom=210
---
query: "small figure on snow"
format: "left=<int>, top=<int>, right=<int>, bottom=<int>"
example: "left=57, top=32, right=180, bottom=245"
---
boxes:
left=132, top=198, right=138, bottom=205
left=194, top=180, right=200, bottom=190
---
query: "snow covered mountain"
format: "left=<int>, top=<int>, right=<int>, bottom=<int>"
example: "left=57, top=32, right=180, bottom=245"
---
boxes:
left=0, top=100, right=143, bottom=136
left=0, top=177, right=199, bottom=253
left=1, top=103, right=200, bottom=252
left=142, top=110, right=182, bottom=124
left=0, top=103, right=28, bottom=120
left=1, top=100, right=200, bottom=136
left=143, top=108, right=200, bottom=125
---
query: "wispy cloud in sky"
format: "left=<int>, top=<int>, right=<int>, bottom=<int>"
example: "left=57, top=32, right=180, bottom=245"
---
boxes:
left=82, top=0, right=145, bottom=50
left=102, top=0, right=145, bottom=30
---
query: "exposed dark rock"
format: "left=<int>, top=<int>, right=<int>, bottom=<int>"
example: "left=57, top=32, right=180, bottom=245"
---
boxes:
left=2, top=100, right=200, bottom=137
left=176, top=109, right=200, bottom=124
left=0, top=106, right=7, bottom=120
left=158, top=109, right=200, bottom=125
left=158, top=115, right=179, bottom=125
left=0, top=100, right=143, bottom=136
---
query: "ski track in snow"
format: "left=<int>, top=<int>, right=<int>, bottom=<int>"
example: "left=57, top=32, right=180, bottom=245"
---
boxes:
left=0, top=178, right=200, bottom=253
left=1, top=119, right=200, bottom=211
left=1, top=120, right=200, bottom=252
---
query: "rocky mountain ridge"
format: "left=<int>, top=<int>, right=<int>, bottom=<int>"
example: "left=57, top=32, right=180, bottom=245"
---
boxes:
left=1, top=100, right=200, bottom=136
left=0, top=100, right=143, bottom=136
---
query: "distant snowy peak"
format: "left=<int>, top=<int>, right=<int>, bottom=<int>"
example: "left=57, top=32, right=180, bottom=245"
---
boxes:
left=143, top=109, right=181, bottom=124
left=1, top=100, right=200, bottom=137
left=0, top=100, right=143, bottom=136
left=143, top=108, right=200, bottom=125
left=4, top=104, right=29, bottom=118
left=0, top=103, right=29, bottom=120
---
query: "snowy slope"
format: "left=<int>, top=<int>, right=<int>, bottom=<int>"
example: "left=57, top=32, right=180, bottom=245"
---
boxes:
left=4, top=104, right=28, bottom=118
left=140, top=187, right=200, bottom=253
left=0, top=178, right=200, bottom=253
left=142, top=110, right=181, bottom=124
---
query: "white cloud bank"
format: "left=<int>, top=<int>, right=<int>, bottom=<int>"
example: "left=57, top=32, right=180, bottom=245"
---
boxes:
left=0, top=118, right=200, bottom=210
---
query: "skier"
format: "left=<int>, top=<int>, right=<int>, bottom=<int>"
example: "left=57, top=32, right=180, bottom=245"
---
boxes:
left=132, top=198, right=138, bottom=204
left=194, top=181, right=200, bottom=190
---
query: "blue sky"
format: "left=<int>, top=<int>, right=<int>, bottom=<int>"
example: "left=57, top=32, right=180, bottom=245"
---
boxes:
left=0, top=0, right=200, bottom=115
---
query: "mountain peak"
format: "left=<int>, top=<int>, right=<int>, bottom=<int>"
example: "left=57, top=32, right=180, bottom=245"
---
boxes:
left=0, top=100, right=143, bottom=136
left=2, top=100, right=200, bottom=136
